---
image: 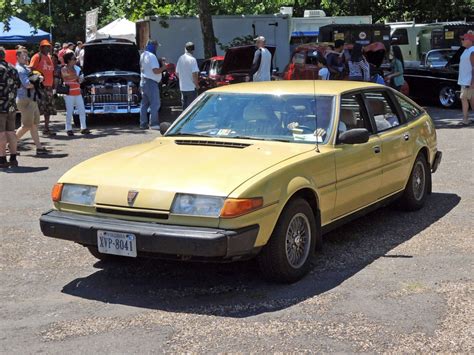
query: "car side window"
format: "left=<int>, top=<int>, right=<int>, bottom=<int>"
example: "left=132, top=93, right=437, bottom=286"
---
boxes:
left=395, top=94, right=423, bottom=121
left=363, top=91, right=401, bottom=132
left=293, top=52, right=305, bottom=65
left=339, top=93, right=373, bottom=135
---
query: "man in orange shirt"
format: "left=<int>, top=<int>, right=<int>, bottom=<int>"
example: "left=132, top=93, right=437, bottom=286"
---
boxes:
left=29, top=40, right=57, bottom=136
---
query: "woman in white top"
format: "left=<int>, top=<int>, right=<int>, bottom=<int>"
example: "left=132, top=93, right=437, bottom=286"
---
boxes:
left=348, top=43, right=370, bottom=82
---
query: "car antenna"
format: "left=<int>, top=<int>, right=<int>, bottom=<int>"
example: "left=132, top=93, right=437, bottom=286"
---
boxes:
left=312, top=67, right=320, bottom=153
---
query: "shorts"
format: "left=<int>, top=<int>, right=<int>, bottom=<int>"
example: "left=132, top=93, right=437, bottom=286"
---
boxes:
left=460, top=87, right=474, bottom=100
left=17, top=98, right=40, bottom=127
left=0, top=111, right=16, bottom=132
left=37, top=86, right=57, bottom=116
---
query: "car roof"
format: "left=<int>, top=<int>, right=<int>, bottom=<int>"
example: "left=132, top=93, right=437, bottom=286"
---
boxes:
left=208, top=80, right=384, bottom=96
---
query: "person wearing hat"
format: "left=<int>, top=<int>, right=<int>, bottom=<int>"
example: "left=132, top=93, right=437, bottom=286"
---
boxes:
left=176, top=41, right=200, bottom=110
left=250, top=36, right=272, bottom=82
left=29, top=39, right=57, bottom=136
left=458, top=32, right=474, bottom=126
left=139, top=39, right=166, bottom=129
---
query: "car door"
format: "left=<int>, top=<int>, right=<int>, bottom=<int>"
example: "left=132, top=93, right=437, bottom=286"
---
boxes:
left=333, top=92, right=383, bottom=219
left=363, top=90, right=415, bottom=198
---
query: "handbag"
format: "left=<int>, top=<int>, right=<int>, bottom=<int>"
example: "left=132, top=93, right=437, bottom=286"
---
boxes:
left=56, top=83, right=70, bottom=95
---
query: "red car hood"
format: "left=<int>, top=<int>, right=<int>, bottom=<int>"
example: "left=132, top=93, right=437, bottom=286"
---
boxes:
left=221, top=45, right=276, bottom=74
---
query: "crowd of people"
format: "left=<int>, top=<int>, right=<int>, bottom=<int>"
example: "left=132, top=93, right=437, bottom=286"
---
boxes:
left=0, top=40, right=89, bottom=168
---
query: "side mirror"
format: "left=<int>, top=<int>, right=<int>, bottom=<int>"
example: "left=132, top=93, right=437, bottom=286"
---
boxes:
left=338, top=128, right=370, bottom=144
left=159, top=122, right=171, bottom=135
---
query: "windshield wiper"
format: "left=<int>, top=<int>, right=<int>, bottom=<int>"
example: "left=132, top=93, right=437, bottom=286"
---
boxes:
left=166, top=133, right=212, bottom=137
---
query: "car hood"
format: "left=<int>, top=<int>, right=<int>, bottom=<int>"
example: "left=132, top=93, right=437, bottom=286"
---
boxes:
left=221, top=45, right=276, bottom=74
left=59, top=138, right=312, bottom=211
left=83, top=42, right=140, bottom=76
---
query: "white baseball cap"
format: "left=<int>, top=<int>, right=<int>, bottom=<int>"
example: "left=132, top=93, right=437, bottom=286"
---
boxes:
left=254, top=36, right=266, bottom=42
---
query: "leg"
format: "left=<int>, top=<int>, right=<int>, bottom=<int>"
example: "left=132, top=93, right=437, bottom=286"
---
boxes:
left=149, top=81, right=160, bottom=127
left=75, top=95, right=88, bottom=129
left=31, top=102, right=43, bottom=149
left=461, top=97, right=469, bottom=124
left=140, top=81, right=150, bottom=128
left=43, top=114, right=50, bottom=132
left=16, top=99, right=33, bottom=140
left=6, top=112, right=18, bottom=157
left=64, top=95, right=74, bottom=131
left=0, top=131, right=6, bottom=157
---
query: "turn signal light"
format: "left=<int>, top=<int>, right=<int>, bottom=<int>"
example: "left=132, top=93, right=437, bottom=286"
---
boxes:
left=220, top=198, right=263, bottom=218
left=51, top=183, right=63, bottom=202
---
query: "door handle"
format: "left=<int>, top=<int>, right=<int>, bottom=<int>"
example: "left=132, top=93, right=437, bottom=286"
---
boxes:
left=373, top=146, right=381, bottom=154
left=403, top=133, right=410, bottom=141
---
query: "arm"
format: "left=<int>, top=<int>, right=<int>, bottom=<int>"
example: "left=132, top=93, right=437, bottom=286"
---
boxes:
left=470, top=53, right=474, bottom=88
left=249, top=49, right=261, bottom=77
left=192, top=58, right=199, bottom=89
left=29, top=54, right=39, bottom=70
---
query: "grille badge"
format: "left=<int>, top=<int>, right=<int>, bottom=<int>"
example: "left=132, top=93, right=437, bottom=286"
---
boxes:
left=127, top=190, right=139, bottom=206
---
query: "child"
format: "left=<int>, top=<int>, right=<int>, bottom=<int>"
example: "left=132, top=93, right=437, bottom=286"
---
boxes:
left=316, top=56, right=330, bottom=80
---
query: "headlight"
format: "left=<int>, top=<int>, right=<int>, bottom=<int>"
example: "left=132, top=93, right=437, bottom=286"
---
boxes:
left=171, top=194, right=225, bottom=217
left=53, top=183, right=97, bottom=206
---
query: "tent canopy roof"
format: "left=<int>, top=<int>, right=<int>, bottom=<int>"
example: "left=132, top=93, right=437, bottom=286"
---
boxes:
left=95, top=18, right=136, bottom=43
left=0, top=16, right=50, bottom=44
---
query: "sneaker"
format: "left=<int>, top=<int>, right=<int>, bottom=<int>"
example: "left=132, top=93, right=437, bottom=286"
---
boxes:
left=67, top=130, right=74, bottom=136
left=9, top=160, right=18, bottom=168
left=80, top=128, right=91, bottom=135
left=139, top=125, right=149, bottom=130
left=36, top=147, right=49, bottom=155
left=149, top=125, right=160, bottom=130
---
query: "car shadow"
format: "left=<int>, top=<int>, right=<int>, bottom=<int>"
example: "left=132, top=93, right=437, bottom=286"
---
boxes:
left=61, top=192, right=460, bottom=318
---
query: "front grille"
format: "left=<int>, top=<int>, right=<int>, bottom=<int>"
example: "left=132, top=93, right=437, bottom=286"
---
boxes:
left=84, top=94, right=139, bottom=105
left=174, top=140, right=251, bottom=149
left=96, top=207, right=169, bottom=220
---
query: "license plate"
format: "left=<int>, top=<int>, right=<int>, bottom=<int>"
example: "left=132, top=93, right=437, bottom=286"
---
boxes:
left=104, top=105, right=118, bottom=113
left=97, top=230, right=137, bottom=257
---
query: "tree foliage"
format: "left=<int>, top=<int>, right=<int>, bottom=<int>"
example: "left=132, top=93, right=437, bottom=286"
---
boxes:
left=1, top=0, right=473, bottom=44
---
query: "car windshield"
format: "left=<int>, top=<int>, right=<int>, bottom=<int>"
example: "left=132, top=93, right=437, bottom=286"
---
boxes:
left=166, top=93, right=335, bottom=144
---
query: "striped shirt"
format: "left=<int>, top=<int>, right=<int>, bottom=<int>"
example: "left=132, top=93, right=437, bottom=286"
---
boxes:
left=348, top=59, right=370, bottom=81
left=61, top=66, right=81, bottom=96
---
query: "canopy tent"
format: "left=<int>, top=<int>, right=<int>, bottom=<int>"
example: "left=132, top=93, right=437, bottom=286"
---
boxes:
left=0, top=16, right=50, bottom=44
left=92, top=18, right=136, bottom=43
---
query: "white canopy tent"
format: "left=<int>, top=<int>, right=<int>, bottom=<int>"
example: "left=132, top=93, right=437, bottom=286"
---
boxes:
left=92, top=18, right=136, bottom=43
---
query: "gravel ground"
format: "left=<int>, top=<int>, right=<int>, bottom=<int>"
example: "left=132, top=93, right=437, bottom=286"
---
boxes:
left=0, top=106, right=473, bottom=353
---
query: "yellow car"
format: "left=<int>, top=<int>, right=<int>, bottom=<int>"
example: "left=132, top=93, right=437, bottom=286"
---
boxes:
left=40, top=81, right=442, bottom=283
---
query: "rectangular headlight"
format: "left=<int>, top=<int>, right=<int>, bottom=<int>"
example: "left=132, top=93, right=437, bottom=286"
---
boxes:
left=171, top=194, right=225, bottom=217
left=61, top=184, right=97, bottom=206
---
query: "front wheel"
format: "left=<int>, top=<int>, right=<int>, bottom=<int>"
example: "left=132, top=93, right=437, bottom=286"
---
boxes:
left=257, top=198, right=319, bottom=283
left=398, top=154, right=430, bottom=211
left=438, top=86, right=457, bottom=108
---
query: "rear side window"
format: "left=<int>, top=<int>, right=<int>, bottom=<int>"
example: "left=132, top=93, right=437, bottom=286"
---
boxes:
left=391, top=28, right=409, bottom=45
left=395, top=95, right=423, bottom=121
left=363, top=91, right=401, bottom=132
left=340, top=93, right=373, bottom=134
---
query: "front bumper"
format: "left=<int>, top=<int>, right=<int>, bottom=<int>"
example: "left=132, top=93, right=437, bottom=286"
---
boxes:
left=83, top=105, right=141, bottom=115
left=40, top=210, right=259, bottom=259
left=432, top=151, right=442, bottom=173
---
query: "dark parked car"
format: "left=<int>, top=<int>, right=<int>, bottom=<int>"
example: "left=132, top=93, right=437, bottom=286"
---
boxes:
left=199, top=45, right=276, bottom=92
left=80, top=38, right=141, bottom=118
left=404, top=47, right=464, bottom=108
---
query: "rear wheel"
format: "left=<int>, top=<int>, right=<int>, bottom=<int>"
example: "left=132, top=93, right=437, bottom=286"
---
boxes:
left=257, top=198, right=319, bottom=283
left=398, top=154, right=430, bottom=211
left=438, top=85, right=457, bottom=108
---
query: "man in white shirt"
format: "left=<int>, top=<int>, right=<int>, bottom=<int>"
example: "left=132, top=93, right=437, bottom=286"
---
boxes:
left=250, top=36, right=272, bottom=82
left=176, top=42, right=200, bottom=110
left=458, top=32, right=474, bottom=126
left=139, top=39, right=166, bottom=129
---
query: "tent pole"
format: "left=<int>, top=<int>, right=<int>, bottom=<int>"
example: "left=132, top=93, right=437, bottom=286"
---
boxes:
left=48, top=0, right=52, bottom=42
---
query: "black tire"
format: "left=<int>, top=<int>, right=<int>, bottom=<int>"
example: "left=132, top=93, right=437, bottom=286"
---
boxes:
left=398, top=153, right=430, bottom=211
left=257, top=198, right=319, bottom=283
left=73, top=114, right=80, bottom=128
left=86, top=246, right=131, bottom=262
left=438, top=85, right=457, bottom=109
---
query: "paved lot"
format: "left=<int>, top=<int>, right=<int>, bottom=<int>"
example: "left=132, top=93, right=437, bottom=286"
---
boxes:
left=0, top=106, right=473, bottom=353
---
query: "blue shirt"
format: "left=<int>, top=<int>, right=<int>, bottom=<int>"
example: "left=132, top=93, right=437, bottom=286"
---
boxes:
left=16, top=63, right=33, bottom=100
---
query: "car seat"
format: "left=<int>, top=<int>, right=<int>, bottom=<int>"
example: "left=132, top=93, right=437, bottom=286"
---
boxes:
left=240, top=102, right=281, bottom=136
